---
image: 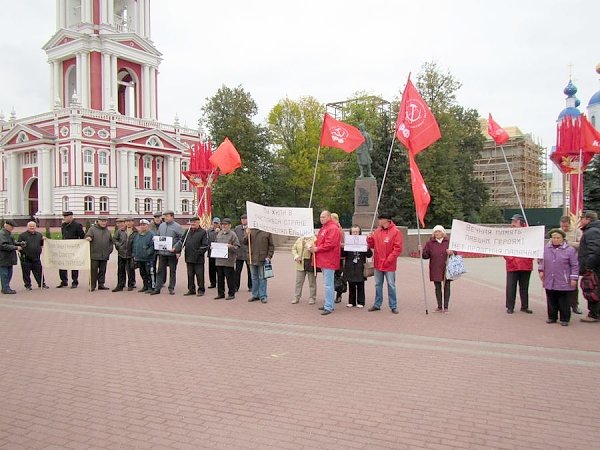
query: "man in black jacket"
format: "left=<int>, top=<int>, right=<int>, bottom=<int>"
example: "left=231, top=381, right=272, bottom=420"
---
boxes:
left=0, top=220, right=22, bottom=294
left=578, top=210, right=600, bottom=322
left=113, top=217, right=137, bottom=291
left=18, top=221, right=49, bottom=290
left=182, top=217, right=209, bottom=297
left=57, top=211, right=85, bottom=288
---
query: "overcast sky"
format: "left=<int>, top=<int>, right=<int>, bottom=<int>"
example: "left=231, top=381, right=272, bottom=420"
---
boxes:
left=1, top=1, right=599, bottom=158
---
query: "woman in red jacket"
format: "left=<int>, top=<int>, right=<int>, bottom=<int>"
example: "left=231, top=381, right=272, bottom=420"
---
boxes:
left=504, top=214, right=533, bottom=314
left=421, top=225, right=454, bottom=312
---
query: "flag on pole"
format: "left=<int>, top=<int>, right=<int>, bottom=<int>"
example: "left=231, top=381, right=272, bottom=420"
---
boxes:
left=320, top=113, right=365, bottom=153
left=580, top=114, right=600, bottom=153
left=487, top=114, right=510, bottom=145
left=396, top=77, right=441, bottom=155
left=408, top=153, right=430, bottom=227
left=209, top=138, right=242, bottom=174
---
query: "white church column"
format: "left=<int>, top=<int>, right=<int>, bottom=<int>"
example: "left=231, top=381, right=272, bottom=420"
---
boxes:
left=118, top=150, right=129, bottom=214
left=102, top=53, right=110, bottom=110
left=138, top=0, right=146, bottom=37
left=107, top=0, right=114, bottom=26
left=6, top=153, right=22, bottom=215
left=80, top=52, right=89, bottom=108
left=37, top=147, right=54, bottom=215
left=165, top=155, right=175, bottom=211
left=53, top=61, right=61, bottom=106
left=75, top=53, right=82, bottom=103
left=57, top=0, right=65, bottom=29
left=128, top=151, right=136, bottom=214
left=141, top=64, right=150, bottom=118
left=111, top=55, right=118, bottom=110
left=150, top=67, right=157, bottom=120
left=173, top=156, right=181, bottom=214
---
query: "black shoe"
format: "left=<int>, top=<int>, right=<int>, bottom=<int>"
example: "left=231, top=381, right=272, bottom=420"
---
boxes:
left=25, top=286, right=32, bottom=291
left=520, top=308, right=533, bottom=314
left=208, top=285, right=216, bottom=289
left=368, top=306, right=380, bottom=312
left=56, top=283, right=67, bottom=288
left=560, top=321, right=569, bottom=326
left=260, top=298, right=268, bottom=304
left=391, top=308, right=399, bottom=314
left=318, top=306, right=325, bottom=310
left=507, top=309, right=514, bottom=314
left=183, top=291, right=196, bottom=296
left=42, top=284, right=49, bottom=289
left=214, top=295, right=225, bottom=299
left=145, top=289, right=154, bottom=294
left=321, top=310, right=333, bottom=315
left=225, top=295, right=235, bottom=300
left=112, top=287, right=123, bottom=292
left=90, top=288, right=96, bottom=292
left=127, top=287, right=135, bottom=291
left=71, top=283, right=78, bottom=289
left=572, top=307, right=583, bottom=314
left=197, top=291, right=205, bottom=297
left=248, top=297, right=260, bottom=302
left=2, top=289, right=16, bottom=294
left=150, top=290, right=160, bottom=295
left=335, top=296, right=342, bottom=304
left=138, top=288, right=148, bottom=293
left=98, top=286, right=109, bottom=290
left=546, top=319, right=557, bottom=324
left=169, top=289, right=175, bottom=295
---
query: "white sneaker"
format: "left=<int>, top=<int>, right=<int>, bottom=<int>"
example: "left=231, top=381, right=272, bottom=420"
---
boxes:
left=346, top=304, right=354, bottom=308
left=308, top=299, right=315, bottom=305
left=291, top=299, right=299, bottom=304
left=356, top=304, right=364, bottom=308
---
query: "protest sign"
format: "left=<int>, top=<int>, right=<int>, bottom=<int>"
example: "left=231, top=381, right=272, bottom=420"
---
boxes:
left=153, top=236, right=173, bottom=251
left=344, top=234, right=368, bottom=252
left=210, top=242, right=229, bottom=258
left=246, top=201, right=314, bottom=237
left=42, top=239, right=90, bottom=270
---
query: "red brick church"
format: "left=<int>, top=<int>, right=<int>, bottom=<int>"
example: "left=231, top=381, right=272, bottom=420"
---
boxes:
left=0, top=0, right=200, bottom=225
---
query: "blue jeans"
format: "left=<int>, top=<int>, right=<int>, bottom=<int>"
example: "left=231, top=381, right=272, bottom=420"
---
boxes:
left=322, top=268, right=335, bottom=311
left=250, top=264, right=268, bottom=300
left=0, top=266, right=14, bottom=292
left=373, top=269, right=397, bottom=310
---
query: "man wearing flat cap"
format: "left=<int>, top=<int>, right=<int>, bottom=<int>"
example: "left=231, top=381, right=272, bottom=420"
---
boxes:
left=133, top=219, right=156, bottom=293
left=234, top=213, right=252, bottom=293
left=206, top=217, right=221, bottom=289
left=213, top=218, right=240, bottom=300
left=504, top=214, right=533, bottom=314
left=57, top=211, right=85, bottom=288
left=0, top=220, right=23, bottom=294
left=113, top=217, right=137, bottom=291
left=182, top=216, right=209, bottom=297
left=150, top=210, right=183, bottom=295
left=85, top=217, right=114, bottom=291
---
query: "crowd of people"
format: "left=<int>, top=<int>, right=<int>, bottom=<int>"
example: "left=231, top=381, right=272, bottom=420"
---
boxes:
left=0, top=209, right=599, bottom=324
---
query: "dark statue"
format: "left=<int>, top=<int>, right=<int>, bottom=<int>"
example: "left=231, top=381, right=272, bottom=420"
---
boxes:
left=356, top=123, right=374, bottom=179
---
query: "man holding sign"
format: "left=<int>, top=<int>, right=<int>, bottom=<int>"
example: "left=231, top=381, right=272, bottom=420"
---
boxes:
left=150, top=211, right=183, bottom=296
left=504, top=215, right=533, bottom=314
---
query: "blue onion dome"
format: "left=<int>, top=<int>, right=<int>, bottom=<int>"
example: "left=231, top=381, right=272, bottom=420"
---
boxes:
left=575, top=97, right=581, bottom=107
left=589, top=91, right=600, bottom=107
left=564, top=80, right=577, bottom=97
left=557, top=107, right=581, bottom=120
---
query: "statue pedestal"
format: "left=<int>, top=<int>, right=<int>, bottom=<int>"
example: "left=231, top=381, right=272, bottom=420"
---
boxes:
left=352, top=178, right=378, bottom=231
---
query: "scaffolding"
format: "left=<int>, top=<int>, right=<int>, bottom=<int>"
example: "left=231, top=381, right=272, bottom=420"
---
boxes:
left=474, top=122, right=547, bottom=208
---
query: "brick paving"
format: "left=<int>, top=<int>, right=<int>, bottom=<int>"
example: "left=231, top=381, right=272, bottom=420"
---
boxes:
left=1, top=253, right=599, bottom=449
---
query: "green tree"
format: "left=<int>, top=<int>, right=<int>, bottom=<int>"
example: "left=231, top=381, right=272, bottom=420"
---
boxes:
left=202, top=85, right=274, bottom=219
left=584, top=154, right=600, bottom=212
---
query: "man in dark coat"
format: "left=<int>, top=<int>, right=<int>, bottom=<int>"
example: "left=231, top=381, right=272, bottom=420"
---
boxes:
left=234, top=214, right=252, bottom=292
left=85, top=217, right=114, bottom=291
left=18, top=221, right=49, bottom=290
left=0, top=220, right=23, bottom=294
left=58, top=211, right=85, bottom=288
left=182, top=216, right=209, bottom=297
left=150, top=210, right=183, bottom=295
left=578, top=210, right=600, bottom=322
left=113, top=217, right=137, bottom=291
left=206, top=217, right=221, bottom=289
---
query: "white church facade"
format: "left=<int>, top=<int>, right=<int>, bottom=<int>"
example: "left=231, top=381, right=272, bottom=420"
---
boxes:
left=0, top=0, right=199, bottom=225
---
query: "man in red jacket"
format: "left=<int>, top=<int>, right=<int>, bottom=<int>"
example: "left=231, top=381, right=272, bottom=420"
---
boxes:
left=310, top=210, right=342, bottom=315
left=367, top=213, right=403, bottom=314
left=504, top=214, right=533, bottom=314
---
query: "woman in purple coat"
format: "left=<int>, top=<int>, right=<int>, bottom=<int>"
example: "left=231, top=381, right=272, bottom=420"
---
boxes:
left=538, top=229, right=579, bottom=326
left=421, top=225, right=454, bottom=312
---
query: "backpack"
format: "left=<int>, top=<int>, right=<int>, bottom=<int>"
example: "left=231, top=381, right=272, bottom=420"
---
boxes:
left=580, top=270, right=600, bottom=303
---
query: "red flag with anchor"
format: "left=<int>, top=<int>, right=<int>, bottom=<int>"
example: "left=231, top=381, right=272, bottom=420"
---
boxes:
left=319, top=113, right=365, bottom=153
left=487, top=114, right=510, bottom=145
left=396, top=77, right=441, bottom=155
left=408, top=153, right=430, bottom=227
left=209, top=138, right=242, bottom=174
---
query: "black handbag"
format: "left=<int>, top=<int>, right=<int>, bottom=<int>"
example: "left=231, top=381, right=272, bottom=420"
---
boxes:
left=303, top=258, right=321, bottom=273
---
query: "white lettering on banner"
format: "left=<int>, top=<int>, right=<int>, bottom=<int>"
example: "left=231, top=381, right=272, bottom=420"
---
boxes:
left=42, top=240, right=91, bottom=270
left=246, top=201, right=314, bottom=237
left=449, top=219, right=545, bottom=259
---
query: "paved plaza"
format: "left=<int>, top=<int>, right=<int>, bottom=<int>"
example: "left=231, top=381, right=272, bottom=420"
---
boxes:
left=1, top=253, right=599, bottom=449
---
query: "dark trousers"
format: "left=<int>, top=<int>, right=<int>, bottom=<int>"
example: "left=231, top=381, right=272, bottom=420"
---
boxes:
left=59, top=269, right=79, bottom=285
left=216, top=265, right=235, bottom=296
left=155, top=255, right=178, bottom=291
left=348, top=281, right=365, bottom=306
left=116, top=256, right=136, bottom=288
left=90, top=259, right=108, bottom=290
left=208, top=257, right=217, bottom=286
left=21, top=258, right=44, bottom=288
left=587, top=298, right=600, bottom=319
left=0, top=266, right=14, bottom=291
left=567, top=289, right=579, bottom=308
left=138, top=261, right=155, bottom=291
left=546, top=289, right=572, bottom=323
left=187, top=262, right=205, bottom=294
left=506, top=271, right=531, bottom=310
left=235, top=259, right=252, bottom=291
left=434, top=280, right=451, bottom=309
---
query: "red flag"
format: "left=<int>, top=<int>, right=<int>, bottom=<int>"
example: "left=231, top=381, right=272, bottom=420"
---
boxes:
left=209, top=138, right=241, bottom=174
left=408, top=153, right=430, bottom=227
left=487, top=113, right=510, bottom=145
left=319, top=113, right=365, bottom=152
left=396, top=77, right=441, bottom=155
left=580, top=114, right=600, bottom=153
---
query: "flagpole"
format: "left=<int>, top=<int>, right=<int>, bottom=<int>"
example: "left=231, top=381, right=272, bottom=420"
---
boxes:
left=415, top=211, right=429, bottom=315
left=308, top=146, right=321, bottom=208
left=370, top=134, right=397, bottom=232
left=498, top=144, right=528, bottom=225
left=575, top=147, right=583, bottom=221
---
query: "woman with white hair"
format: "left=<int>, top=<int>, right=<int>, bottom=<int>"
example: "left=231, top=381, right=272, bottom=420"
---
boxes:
left=421, top=225, right=454, bottom=312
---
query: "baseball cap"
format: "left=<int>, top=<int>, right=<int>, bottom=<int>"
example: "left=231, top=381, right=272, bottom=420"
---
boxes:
left=139, top=219, right=150, bottom=225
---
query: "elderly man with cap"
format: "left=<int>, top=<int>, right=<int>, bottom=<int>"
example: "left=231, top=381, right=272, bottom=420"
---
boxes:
left=57, top=211, right=85, bottom=288
left=234, top=213, right=252, bottom=292
left=133, top=219, right=156, bottom=293
left=18, top=221, right=49, bottom=290
left=366, top=212, right=403, bottom=314
left=149, top=212, right=163, bottom=233
left=182, top=216, right=209, bottom=297
left=0, top=220, right=23, bottom=294
left=150, top=210, right=183, bottom=295
left=504, top=214, right=533, bottom=314
left=85, top=217, right=114, bottom=291
left=213, top=218, right=240, bottom=300
left=207, top=217, right=221, bottom=289
left=113, top=217, right=138, bottom=292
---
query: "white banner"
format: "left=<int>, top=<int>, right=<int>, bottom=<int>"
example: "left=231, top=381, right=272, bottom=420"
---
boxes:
left=344, top=234, right=368, bottom=252
left=449, top=219, right=545, bottom=258
left=42, top=240, right=91, bottom=270
left=246, top=201, right=314, bottom=237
